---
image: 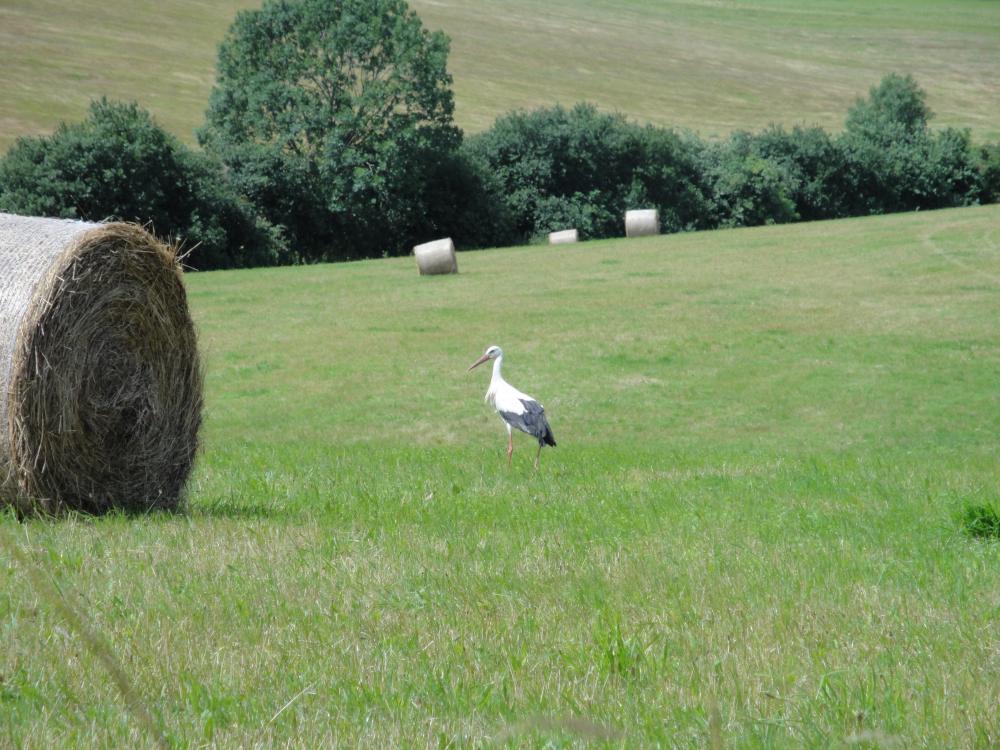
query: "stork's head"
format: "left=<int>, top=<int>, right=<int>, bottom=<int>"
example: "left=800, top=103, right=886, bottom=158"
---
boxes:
left=468, top=345, right=502, bottom=371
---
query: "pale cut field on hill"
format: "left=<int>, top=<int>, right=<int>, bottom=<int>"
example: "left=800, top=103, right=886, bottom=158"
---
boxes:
left=2, top=206, right=999, bottom=747
left=1, top=0, right=998, bottom=152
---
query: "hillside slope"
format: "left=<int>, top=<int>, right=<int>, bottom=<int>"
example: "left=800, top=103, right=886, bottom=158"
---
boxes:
left=1, top=0, right=998, bottom=152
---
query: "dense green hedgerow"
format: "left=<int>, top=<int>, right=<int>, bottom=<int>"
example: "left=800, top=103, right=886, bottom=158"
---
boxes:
left=1, top=57, right=995, bottom=267
left=0, top=99, right=286, bottom=270
left=464, top=74, right=988, bottom=241
left=462, top=103, right=711, bottom=243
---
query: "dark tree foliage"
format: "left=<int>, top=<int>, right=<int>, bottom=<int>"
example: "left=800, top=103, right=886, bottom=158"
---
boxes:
left=976, top=142, right=1000, bottom=204
left=840, top=74, right=980, bottom=213
left=735, top=126, right=855, bottom=221
left=697, top=134, right=799, bottom=228
left=0, top=99, right=283, bottom=269
left=691, top=74, right=984, bottom=228
left=417, top=149, right=516, bottom=250
left=844, top=73, right=932, bottom=141
left=199, top=0, right=460, bottom=261
left=463, top=103, right=710, bottom=243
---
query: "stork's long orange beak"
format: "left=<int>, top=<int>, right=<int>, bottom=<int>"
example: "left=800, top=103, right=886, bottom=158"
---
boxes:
left=468, top=353, right=490, bottom=371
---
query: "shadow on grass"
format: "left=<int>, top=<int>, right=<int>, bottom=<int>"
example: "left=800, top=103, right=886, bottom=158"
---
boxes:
left=2, top=504, right=186, bottom=523
left=187, top=500, right=291, bottom=520
left=1, top=497, right=309, bottom=523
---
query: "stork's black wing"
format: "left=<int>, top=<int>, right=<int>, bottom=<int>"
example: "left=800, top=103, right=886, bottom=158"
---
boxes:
left=499, top=399, right=556, bottom=447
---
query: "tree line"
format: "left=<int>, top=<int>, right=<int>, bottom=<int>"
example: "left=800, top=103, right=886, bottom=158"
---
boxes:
left=1, top=0, right=997, bottom=270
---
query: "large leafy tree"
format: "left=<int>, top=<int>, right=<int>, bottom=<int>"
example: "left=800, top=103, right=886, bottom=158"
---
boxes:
left=199, top=0, right=459, bottom=261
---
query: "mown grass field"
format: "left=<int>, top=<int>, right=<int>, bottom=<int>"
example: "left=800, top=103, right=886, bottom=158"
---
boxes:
left=3, top=206, right=999, bottom=747
left=2, top=0, right=999, bottom=153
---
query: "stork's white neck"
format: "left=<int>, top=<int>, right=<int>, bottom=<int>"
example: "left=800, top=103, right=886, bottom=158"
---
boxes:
left=486, top=354, right=506, bottom=405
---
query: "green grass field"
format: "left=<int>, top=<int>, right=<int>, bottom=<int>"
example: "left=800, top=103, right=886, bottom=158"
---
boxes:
left=2, top=0, right=999, bottom=152
left=3, top=206, right=999, bottom=747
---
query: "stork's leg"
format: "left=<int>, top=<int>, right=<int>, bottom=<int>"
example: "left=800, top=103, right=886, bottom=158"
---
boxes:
left=506, top=426, right=514, bottom=467
left=534, top=442, right=542, bottom=471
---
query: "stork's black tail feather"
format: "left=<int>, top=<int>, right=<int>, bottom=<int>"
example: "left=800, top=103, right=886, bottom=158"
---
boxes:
left=541, top=420, right=556, bottom=447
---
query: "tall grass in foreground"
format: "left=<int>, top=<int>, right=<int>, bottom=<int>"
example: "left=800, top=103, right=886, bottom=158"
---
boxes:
left=2, top=206, right=999, bottom=747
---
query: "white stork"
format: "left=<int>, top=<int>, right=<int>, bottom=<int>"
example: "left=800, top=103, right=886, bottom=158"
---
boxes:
left=468, top=345, right=556, bottom=469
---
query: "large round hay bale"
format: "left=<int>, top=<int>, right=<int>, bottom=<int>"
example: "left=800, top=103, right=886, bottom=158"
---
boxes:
left=413, top=238, right=458, bottom=275
left=0, top=213, right=202, bottom=514
left=548, top=229, right=579, bottom=245
left=625, top=209, right=660, bottom=238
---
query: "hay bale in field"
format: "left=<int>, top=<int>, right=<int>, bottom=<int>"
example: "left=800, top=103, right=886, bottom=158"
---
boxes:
left=548, top=229, right=579, bottom=245
left=0, top=213, right=202, bottom=514
left=413, top=237, right=458, bottom=275
left=625, top=209, right=660, bottom=238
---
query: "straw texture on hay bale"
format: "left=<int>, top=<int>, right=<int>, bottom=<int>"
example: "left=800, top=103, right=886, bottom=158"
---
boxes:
left=413, top=238, right=458, bottom=275
left=625, top=209, right=660, bottom=238
left=0, top=213, right=202, bottom=514
left=548, top=229, right=579, bottom=245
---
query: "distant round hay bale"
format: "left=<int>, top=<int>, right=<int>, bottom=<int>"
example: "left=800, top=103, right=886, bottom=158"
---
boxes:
left=548, top=229, right=579, bottom=245
left=413, top=238, right=458, bottom=275
left=0, top=213, right=202, bottom=514
left=625, top=209, right=660, bottom=238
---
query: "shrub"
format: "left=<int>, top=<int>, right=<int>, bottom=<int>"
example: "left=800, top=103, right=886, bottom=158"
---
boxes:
left=840, top=74, right=980, bottom=214
left=738, top=126, right=855, bottom=221
left=415, top=148, right=517, bottom=250
left=0, top=99, right=284, bottom=270
left=698, top=135, right=799, bottom=228
left=532, top=191, right=616, bottom=242
left=974, top=141, right=1000, bottom=204
left=630, top=126, right=713, bottom=233
left=463, top=103, right=709, bottom=243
